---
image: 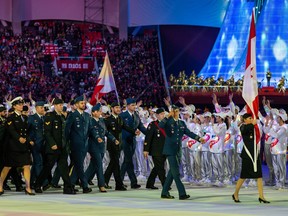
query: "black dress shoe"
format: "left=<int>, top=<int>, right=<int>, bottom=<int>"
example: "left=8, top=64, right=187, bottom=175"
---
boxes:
left=3, top=184, right=11, bottom=191
left=146, top=186, right=158, bottom=190
left=123, top=184, right=128, bottom=188
left=0, top=190, right=4, bottom=195
left=34, top=187, right=43, bottom=193
left=88, top=181, right=95, bottom=186
left=179, top=194, right=190, bottom=200
left=51, top=184, right=62, bottom=189
left=25, top=189, right=36, bottom=196
left=104, top=184, right=112, bottom=189
left=161, top=194, right=175, bottom=199
left=131, top=184, right=141, bottom=189
left=115, top=186, right=127, bottom=191
left=232, top=194, right=240, bottom=203
left=43, top=184, right=51, bottom=191
left=63, top=188, right=76, bottom=195
left=72, top=185, right=79, bottom=192
left=83, top=187, right=92, bottom=193
left=259, top=197, right=270, bottom=204
left=16, top=186, right=25, bottom=192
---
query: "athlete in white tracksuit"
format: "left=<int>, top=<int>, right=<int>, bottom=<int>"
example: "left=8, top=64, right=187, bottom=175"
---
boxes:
left=210, top=112, right=227, bottom=186
left=180, top=111, right=193, bottom=181
left=188, top=116, right=203, bottom=184
left=265, top=111, right=288, bottom=189
left=200, top=112, right=214, bottom=184
left=262, top=109, right=278, bottom=185
left=223, top=113, right=237, bottom=185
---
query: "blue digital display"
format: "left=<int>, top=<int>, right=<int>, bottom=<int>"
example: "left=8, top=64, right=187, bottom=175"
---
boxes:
left=199, top=0, right=288, bottom=87
left=254, top=0, right=288, bottom=87
left=199, top=0, right=254, bottom=82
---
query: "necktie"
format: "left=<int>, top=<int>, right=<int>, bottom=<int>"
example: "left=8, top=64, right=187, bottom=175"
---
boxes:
left=131, top=114, right=135, bottom=122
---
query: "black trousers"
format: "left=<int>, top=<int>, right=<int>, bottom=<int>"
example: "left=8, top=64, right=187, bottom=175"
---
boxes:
left=146, top=155, right=166, bottom=187
left=35, top=150, right=72, bottom=189
left=104, top=149, right=123, bottom=188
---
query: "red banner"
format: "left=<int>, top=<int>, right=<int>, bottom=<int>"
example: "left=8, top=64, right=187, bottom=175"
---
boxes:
left=57, top=59, right=94, bottom=72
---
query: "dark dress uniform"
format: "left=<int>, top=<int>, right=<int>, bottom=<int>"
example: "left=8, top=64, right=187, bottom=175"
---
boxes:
left=0, top=113, right=24, bottom=190
left=28, top=113, right=45, bottom=184
left=65, top=110, right=99, bottom=190
left=34, top=111, right=74, bottom=194
left=120, top=111, right=147, bottom=187
left=0, top=115, right=6, bottom=171
left=159, top=117, right=201, bottom=198
left=104, top=114, right=135, bottom=189
left=144, top=120, right=166, bottom=188
left=5, top=112, right=32, bottom=167
left=240, top=123, right=262, bottom=178
left=85, top=117, right=116, bottom=188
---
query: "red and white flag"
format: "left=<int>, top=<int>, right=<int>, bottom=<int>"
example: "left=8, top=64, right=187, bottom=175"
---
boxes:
left=90, top=52, right=118, bottom=105
left=242, top=8, right=261, bottom=172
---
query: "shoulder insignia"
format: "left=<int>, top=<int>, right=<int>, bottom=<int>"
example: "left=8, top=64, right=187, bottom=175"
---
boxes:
left=45, top=122, right=51, bottom=125
left=7, top=121, right=12, bottom=125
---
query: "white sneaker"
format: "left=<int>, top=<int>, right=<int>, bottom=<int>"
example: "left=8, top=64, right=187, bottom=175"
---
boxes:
left=181, top=175, right=190, bottom=183
left=213, top=180, right=223, bottom=187
left=249, top=180, right=257, bottom=187
left=204, top=179, right=212, bottom=185
left=224, top=179, right=233, bottom=185
left=137, top=174, right=146, bottom=181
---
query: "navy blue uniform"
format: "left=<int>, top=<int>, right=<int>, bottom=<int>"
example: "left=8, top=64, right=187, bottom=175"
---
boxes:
left=85, top=117, right=116, bottom=187
left=28, top=113, right=45, bottom=184
left=120, top=111, right=146, bottom=187
left=65, top=110, right=99, bottom=189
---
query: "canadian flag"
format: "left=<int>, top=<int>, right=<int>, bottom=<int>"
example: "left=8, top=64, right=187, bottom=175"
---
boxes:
left=242, top=8, right=261, bottom=172
left=90, top=52, right=117, bottom=105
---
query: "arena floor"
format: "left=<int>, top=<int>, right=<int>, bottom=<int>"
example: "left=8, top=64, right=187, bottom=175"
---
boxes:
left=0, top=165, right=287, bottom=216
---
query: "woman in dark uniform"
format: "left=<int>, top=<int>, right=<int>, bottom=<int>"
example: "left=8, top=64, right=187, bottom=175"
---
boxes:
left=232, top=113, right=269, bottom=203
left=0, top=97, right=35, bottom=195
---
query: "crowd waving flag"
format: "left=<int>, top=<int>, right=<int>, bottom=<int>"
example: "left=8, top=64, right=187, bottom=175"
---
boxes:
left=90, top=52, right=118, bottom=105
left=242, top=8, right=261, bottom=172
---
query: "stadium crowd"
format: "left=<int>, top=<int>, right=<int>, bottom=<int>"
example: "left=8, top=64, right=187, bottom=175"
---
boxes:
left=0, top=21, right=166, bottom=107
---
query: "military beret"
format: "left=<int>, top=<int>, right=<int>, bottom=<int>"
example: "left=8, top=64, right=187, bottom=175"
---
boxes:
left=156, top=108, right=165, bottom=114
left=22, top=105, right=29, bottom=112
left=111, top=102, right=120, bottom=108
left=53, top=98, right=64, bottom=105
left=0, top=106, right=6, bottom=112
left=92, top=103, right=101, bottom=112
left=74, top=95, right=84, bottom=104
left=242, top=113, right=252, bottom=119
left=126, top=98, right=136, bottom=105
left=35, top=101, right=45, bottom=107
left=11, top=96, right=24, bottom=106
